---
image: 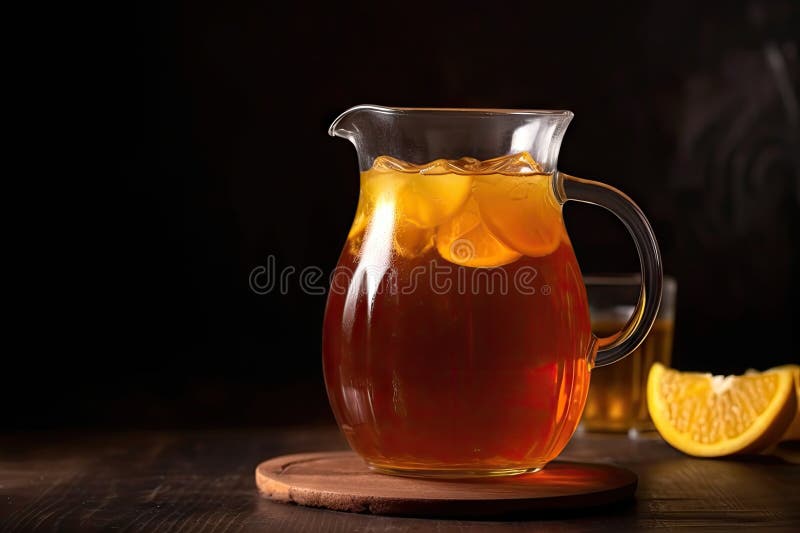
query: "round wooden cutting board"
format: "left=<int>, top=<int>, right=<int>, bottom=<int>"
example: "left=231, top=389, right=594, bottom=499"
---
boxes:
left=255, top=451, right=637, bottom=518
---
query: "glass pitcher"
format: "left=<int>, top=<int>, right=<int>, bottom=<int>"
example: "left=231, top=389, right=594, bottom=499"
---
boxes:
left=323, top=105, right=662, bottom=478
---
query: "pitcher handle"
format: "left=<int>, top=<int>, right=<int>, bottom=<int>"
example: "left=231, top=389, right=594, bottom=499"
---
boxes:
left=556, top=172, right=663, bottom=367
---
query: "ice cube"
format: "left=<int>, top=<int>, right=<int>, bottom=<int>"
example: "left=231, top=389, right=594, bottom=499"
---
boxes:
left=449, top=157, right=482, bottom=173
left=419, top=158, right=455, bottom=175
left=478, top=152, right=544, bottom=174
left=372, top=155, right=418, bottom=173
left=402, top=173, right=472, bottom=228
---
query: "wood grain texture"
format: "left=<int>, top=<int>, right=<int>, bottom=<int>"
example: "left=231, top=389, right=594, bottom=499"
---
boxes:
left=255, top=452, right=637, bottom=517
left=1, top=429, right=798, bottom=531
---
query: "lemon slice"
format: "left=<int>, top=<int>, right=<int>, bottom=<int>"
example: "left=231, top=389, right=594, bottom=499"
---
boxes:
left=647, top=363, right=797, bottom=457
left=436, top=197, right=521, bottom=268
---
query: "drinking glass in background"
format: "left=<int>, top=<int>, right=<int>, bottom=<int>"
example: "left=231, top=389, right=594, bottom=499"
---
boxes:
left=581, top=275, right=677, bottom=436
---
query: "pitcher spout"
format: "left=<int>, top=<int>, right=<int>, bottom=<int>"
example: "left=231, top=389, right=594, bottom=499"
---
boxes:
left=328, top=105, right=399, bottom=170
left=328, top=104, right=390, bottom=139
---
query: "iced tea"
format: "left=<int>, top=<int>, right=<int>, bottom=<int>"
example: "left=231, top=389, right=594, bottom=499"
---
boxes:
left=581, top=319, right=674, bottom=432
left=323, top=153, right=595, bottom=476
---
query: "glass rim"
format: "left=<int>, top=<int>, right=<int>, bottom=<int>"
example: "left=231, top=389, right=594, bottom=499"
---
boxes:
left=584, top=274, right=676, bottom=289
left=329, top=104, right=573, bottom=133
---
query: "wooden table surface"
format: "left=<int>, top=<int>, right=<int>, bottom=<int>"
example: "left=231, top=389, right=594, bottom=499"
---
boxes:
left=1, top=427, right=798, bottom=531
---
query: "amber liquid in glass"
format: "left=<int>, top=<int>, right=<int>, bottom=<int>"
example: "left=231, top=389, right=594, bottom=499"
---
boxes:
left=581, top=319, right=674, bottom=432
left=323, top=153, right=594, bottom=476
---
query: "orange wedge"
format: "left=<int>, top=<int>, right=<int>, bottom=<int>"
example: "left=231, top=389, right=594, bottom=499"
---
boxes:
left=647, top=363, right=797, bottom=457
left=472, top=172, right=563, bottom=257
left=436, top=197, right=521, bottom=268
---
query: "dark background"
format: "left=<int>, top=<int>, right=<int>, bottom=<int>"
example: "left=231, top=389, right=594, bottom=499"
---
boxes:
left=12, top=1, right=798, bottom=429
